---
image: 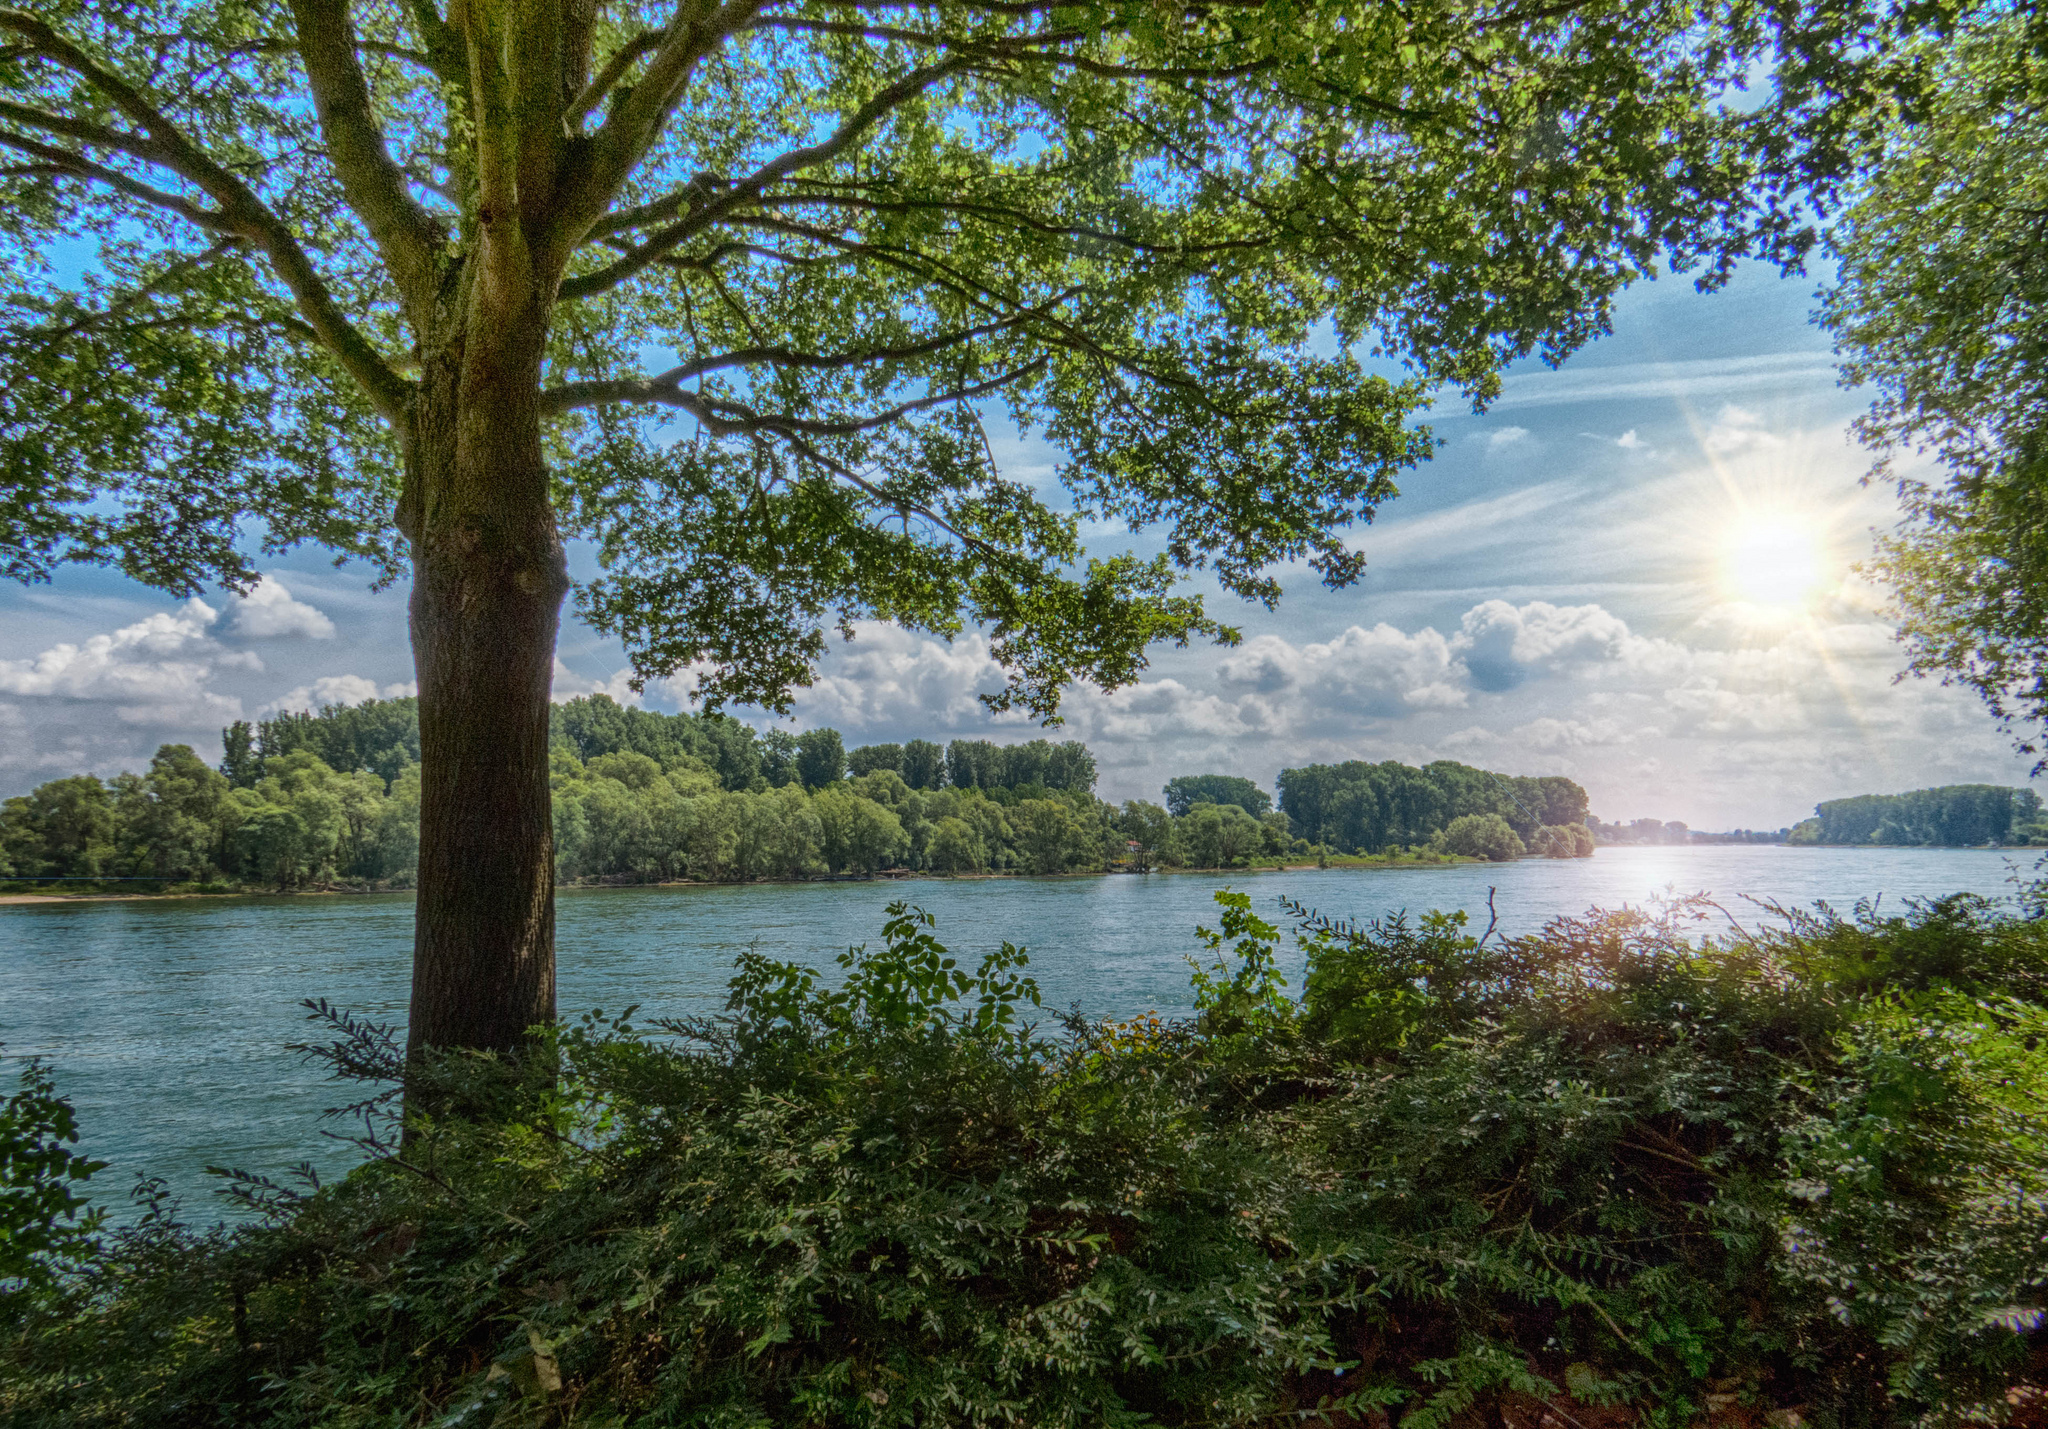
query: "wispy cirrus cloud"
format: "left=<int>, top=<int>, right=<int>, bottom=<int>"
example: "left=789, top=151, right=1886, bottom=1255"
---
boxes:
left=1425, top=349, right=1837, bottom=418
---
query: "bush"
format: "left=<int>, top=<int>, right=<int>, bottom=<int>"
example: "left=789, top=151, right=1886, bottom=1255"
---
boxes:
left=1529, top=821, right=1595, bottom=858
left=3, top=896, right=2045, bottom=1427
left=1436, top=811, right=1526, bottom=861
left=0, top=1057, right=105, bottom=1297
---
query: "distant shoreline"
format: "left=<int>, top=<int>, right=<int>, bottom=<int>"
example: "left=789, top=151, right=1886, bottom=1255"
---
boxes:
left=0, top=855, right=1477, bottom=905
left=3, top=842, right=2028, bottom=907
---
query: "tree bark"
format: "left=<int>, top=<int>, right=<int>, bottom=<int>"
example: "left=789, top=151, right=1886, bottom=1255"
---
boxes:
left=403, top=293, right=568, bottom=1063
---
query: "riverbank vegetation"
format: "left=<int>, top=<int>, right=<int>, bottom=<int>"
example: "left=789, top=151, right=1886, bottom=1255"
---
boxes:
left=1278, top=760, right=1591, bottom=855
left=1788, top=786, right=2048, bottom=849
left=0, top=697, right=1593, bottom=892
left=4, top=891, right=2043, bottom=1426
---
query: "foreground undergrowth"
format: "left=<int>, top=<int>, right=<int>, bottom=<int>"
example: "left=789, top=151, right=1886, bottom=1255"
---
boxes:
left=3, top=892, right=2045, bottom=1427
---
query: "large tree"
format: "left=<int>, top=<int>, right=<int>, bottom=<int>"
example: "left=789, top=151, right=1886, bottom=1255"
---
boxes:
left=2, top=0, right=1894, bottom=1057
left=1822, top=7, right=2048, bottom=766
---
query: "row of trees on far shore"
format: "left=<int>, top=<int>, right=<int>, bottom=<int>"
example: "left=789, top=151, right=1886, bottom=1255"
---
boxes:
left=0, top=696, right=1601, bottom=887
left=1789, top=785, right=2047, bottom=848
left=1277, top=759, right=1592, bottom=856
left=1595, top=820, right=1792, bottom=846
left=17, top=700, right=2040, bottom=886
left=1586, top=784, right=2047, bottom=848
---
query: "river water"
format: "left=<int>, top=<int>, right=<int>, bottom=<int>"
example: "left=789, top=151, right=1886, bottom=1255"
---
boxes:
left=0, top=845, right=2031, bottom=1218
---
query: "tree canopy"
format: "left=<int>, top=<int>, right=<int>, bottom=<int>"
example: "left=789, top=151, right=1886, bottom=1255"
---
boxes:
left=1162, top=774, right=1270, bottom=819
left=1788, top=783, right=2045, bottom=848
left=5, top=0, right=1897, bottom=711
left=1824, top=7, right=2048, bottom=764
left=1278, top=758, right=1586, bottom=852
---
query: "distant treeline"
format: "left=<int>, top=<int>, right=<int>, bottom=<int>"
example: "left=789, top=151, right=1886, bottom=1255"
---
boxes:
left=229, top=695, right=1097, bottom=799
left=1276, top=759, right=1590, bottom=855
left=0, top=697, right=1105, bottom=888
left=1788, top=784, right=2046, bottom=847
left=1589, top=785, right=2046, bottom=850
left=1582, top=816, right=1795, bottom=846
left=1587, top=817, right=1695, bottom=846
left=0, top=697, right=1599, bottom=888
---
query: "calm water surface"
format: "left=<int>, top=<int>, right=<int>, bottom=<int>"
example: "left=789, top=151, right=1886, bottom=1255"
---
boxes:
left=0, top=846, right=2027, bottom=1217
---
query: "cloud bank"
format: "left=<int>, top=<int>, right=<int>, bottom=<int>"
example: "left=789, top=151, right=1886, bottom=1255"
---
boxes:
left=0, top=577, right=352, bottom=780
left=747, top=596, right=2024, bottom=830
left=0, top=599, right=253, bottom=728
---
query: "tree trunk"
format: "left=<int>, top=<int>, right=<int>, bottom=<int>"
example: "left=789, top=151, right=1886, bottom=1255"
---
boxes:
left=403, top=297, right=568, bottom=1063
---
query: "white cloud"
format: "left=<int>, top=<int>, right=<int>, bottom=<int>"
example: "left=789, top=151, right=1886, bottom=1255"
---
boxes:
left=228, top=576, right=336, bottom=640
left=1449, top=599, right=1636, bottom=691
left=1615, top=429, right=1645, bottom=450
left=776, top=626, right=1011, bottom=729
left=1487, top=425, right=1531, bottom=450
left=1512, top=716, right=1630, bottom=751
left=262, top=674, right=416, bottom=715
left=0, top=599, right=251, bottom=727
left=1217, top=623, right=1469, bottom=723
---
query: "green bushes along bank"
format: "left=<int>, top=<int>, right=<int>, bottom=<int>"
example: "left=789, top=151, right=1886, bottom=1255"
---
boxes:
left=3, top=892, right=2043, bottom=1426
left=0, top=696, right=1593, bottom=890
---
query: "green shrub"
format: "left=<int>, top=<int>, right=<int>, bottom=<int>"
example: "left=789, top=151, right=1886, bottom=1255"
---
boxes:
left=0, top=1058, right=105, bottom=1297
left=1528, top=822, right=1595, bottom=858
left=1435, top=812, right=1526, bottom=861
left=3, top=896, right=2044, bottom=1427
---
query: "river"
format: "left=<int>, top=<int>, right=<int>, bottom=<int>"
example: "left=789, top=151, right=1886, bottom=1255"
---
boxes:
left=0, top=845, right=2031, bottom=1219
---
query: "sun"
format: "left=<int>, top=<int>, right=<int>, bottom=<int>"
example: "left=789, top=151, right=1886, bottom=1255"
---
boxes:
left=1721, top=515, right=1825, bottom=609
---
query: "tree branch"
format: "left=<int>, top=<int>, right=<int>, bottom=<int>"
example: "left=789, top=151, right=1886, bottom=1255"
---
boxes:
left=4, top=238, right=238, bottom=367
left=772, top=430, right=987, bottom=553
left=288, top=0, right=447, bottom=315
left=562, top=0, right=755, bottom=242
left=688, top=209, right=1211, bottom=409
left=578, top=171, right=718, bottom=241
left=562, top=49, right=977, bottom=302
left=457, top=0, right=522, bottom=246
left=0, top=97, right=188, bottom=169
left=0, top=9, right=414, bottom=422
left=506, top=0, right=572, bottom=236
left=564, top=28, right=661, bottom=135
left=134, top=32, right=436, bottom=69
left=539, top=356, right=1044, bottom=427
left=762, top=184, right=1277, bottom=259
left=0, top=127, right=238, bottom=231
left=404, top=0, right=467, bottom=87
left=549, top=307, right=1056, bottom=403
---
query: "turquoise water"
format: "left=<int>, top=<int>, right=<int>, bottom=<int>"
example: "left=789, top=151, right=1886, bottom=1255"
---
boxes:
left=0, top=845, right=2029, bottom=1218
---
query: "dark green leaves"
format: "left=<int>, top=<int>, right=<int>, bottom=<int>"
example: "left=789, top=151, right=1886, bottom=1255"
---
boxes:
left=0, top=1058, right=105, bottom=1293
left=10, top=893, right=2048, bottom=1423
left=0, top=241, right=401, bottom=592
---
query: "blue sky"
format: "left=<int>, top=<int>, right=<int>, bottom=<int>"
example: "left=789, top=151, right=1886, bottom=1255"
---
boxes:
left=0, top=261, right=2033, bottom=828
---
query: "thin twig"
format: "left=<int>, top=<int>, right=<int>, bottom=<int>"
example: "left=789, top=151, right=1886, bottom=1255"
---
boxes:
left=1477, top=886, right=1500, bottom=948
